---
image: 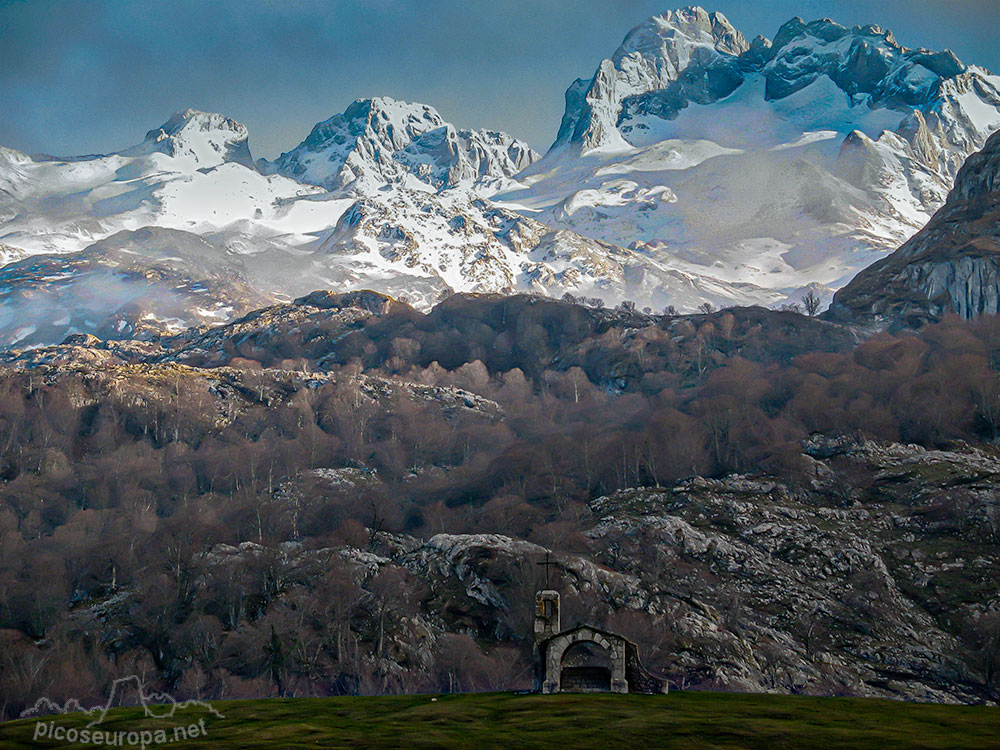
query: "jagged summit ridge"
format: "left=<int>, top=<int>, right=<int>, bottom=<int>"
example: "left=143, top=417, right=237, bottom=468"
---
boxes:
left=552, top=7, right=996, bottom=155
left=262, top=96, right=538, bottom=192
left=121, top=108, right=255, bottom=168
left=553, top=7, right=748, bottom=152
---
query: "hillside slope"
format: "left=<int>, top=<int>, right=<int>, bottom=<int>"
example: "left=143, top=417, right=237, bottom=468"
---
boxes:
left=2, top=295, right=1000, bottom=710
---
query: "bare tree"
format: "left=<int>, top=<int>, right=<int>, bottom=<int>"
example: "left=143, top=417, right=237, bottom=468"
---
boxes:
left=965, top=610, right=1000, bottom=696
left=755, top=637, right=790, bottom=690
left=802, top=289, right=822, bottom=317
left=797, top=607, right=831, bottom=660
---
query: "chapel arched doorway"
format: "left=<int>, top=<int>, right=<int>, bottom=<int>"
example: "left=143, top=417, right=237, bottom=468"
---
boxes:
left=559, top=640, right=613, bottom=692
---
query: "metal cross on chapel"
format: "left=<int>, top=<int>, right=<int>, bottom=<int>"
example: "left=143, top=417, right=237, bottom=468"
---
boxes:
left=537, top=552, right=558, bottom=589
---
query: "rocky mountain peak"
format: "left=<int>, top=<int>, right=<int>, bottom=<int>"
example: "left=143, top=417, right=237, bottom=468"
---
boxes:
left=127, top=109, right=254, bottom=168
left=551, top=8, right=990, bottom=156
left=948, top=127, right=1000, bottom=203
left=303, top=97, right=447, bottom=153
left=552, top=7, right=750, bottom=152
left=746, top=13, right=967, bottom=109
left=769, top=17, right=851, bottom=54
left=612, top=7, right=749, bottom=65
left=551, top=7, right=749, bottom=153
left=263, top=97, right=537, bottom=192
left=759, top=16, right=969, bottom=104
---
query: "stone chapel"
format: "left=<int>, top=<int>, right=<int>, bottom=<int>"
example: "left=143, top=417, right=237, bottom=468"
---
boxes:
left=533, top=589, right=668, bottom=694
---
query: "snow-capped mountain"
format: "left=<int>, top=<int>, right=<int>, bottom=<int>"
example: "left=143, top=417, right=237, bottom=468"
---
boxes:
left=551, top=8, right=750, bottom=154
left=0, top=109, right=328, bottom=255
left=2, top=7, right=1000, bottom=347
left=261, top=97, right=539, bottom=193
left=120, top=108, right=255, bottom=168
left=0, top=99, right=768, bottom=346
left=294, top=185, right=777, bottom=311
left=495, top=7, right=1000, bottom=305
left=0, top=100, right=538, bottom=260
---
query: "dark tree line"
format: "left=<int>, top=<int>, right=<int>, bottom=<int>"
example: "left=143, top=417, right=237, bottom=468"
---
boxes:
left=2, top=298, right=1000, bottom=715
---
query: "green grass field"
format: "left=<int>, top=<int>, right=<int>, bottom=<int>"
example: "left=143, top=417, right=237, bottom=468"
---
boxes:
left=1, top=691, right=998, bottom=749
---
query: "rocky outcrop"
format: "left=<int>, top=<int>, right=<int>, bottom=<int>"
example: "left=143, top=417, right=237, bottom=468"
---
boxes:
left=262, top=97, right=538, bottom=192
left=71, top=434, right=993, bottom=703
left=758, top=19, right=964, bottom=106
left=384, top=436, right=1000, bottom=702
left=2, top=288, right=996, bottom=704
left=830, top=129, right=1000, bottom=324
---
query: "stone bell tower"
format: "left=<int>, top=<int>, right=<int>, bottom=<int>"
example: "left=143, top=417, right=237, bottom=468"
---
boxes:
left=534, top=590, right=560, bottom=644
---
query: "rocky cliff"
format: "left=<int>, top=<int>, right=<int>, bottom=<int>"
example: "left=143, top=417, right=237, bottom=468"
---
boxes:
left=830, top=129, right=1000, bottom=324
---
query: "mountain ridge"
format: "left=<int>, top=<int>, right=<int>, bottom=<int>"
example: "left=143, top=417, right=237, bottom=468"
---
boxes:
left=260, top=96, right=539, bottom=193
left=496, top=6, right=1000, bottom=314
left=2, top=7, right=1000, bottom=346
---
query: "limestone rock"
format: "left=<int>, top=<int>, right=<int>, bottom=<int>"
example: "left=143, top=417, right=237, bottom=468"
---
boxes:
left=831, top=129, right=1000, bottom=323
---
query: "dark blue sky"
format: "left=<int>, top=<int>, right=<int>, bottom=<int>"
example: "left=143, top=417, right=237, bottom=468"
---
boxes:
left=2, top=1, right=999, bottom=158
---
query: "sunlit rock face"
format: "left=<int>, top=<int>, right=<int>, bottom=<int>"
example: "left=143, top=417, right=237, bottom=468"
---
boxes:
left=832, top=129, right=1000, bottom=324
